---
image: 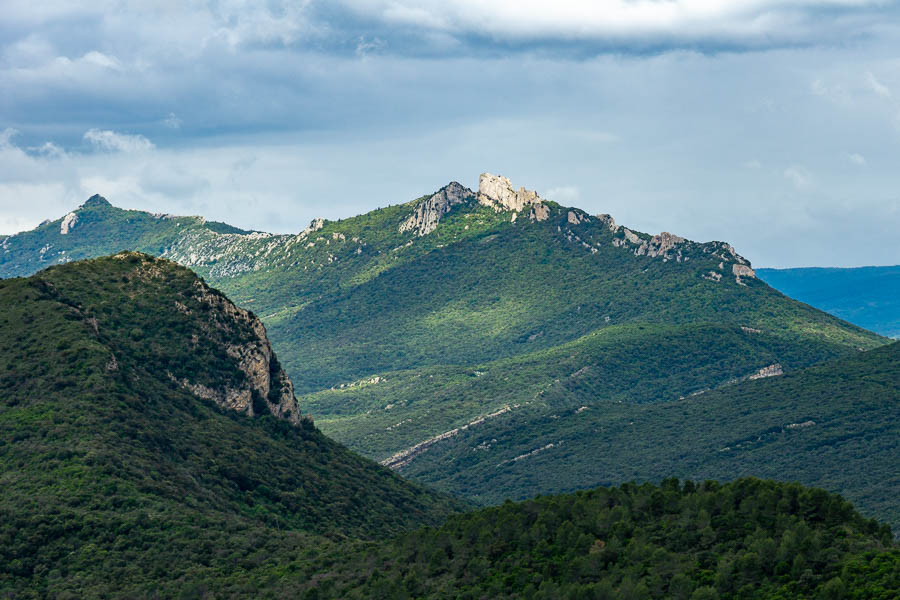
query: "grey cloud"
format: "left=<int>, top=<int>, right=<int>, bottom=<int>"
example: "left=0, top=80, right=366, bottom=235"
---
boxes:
left=1, top=2, right=900, bottom=269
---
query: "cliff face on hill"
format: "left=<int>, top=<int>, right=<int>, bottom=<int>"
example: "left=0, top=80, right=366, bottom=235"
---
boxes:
left=174, top=274, right=301, bottom=423
left=0, top=252, right=464, bottom=595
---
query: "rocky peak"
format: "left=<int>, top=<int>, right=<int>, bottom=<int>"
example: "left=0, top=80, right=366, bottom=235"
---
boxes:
left=477, top=173, right=545, bottom=212
left=399, top=181, right=475, bottom=236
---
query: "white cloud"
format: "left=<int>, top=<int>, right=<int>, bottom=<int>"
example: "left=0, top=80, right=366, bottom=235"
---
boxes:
left=162, top=113, right=183, bottom=129
left=784, top=165, right=813, bottom=189
left=29, top=141, right=67, bottom=159
left=847, top=152, right=866, bottom=165
left=83, top=129, right=155, bottom=153
left=0, top=128, right=20, bottom=147
left=80, top=50, right=122, bottom=71
left=865, top=71, right=892, bottom=98
left=210, top=1, right=317, bottom=49
left=343, top=1, right=886, bottom=46
left=356, top=36, right=386, bottom=58
left=742, top=159, right=762, bottom=169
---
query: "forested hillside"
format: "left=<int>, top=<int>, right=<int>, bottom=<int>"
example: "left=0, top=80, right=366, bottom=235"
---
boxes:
left=0, top=254, right=463, bottom=597
left=300, top=479, right=897, bottom=599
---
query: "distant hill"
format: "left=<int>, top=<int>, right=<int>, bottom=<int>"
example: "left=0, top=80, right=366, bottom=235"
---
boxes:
left=758, top=266, right=900, bottom=338
left=0, top=253, right=463, bottom=596
left=0, top=175, right=888, bottom=509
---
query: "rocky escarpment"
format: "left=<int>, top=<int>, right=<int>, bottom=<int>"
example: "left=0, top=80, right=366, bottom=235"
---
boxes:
left=399, top=182, right=474, bottom=236
left=177, top=277, right=302, bottom=424
left=477, top=173, right=551, bottom=222
left=477, top=173, right=545, bottom=212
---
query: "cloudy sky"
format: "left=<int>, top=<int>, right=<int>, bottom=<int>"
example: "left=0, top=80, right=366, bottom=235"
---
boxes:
left=2, top=1, right=900, bottom=267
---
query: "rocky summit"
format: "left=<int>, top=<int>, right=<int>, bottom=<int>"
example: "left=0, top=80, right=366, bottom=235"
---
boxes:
left=399, top=181, right=474, bottom=236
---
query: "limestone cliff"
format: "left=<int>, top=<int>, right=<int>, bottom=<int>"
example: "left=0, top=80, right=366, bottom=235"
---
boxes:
left=477, top=173, right=545, bottom=212
left=399, top=182, right=474, bottom=236
left=180, top=278, right=302, bottom=424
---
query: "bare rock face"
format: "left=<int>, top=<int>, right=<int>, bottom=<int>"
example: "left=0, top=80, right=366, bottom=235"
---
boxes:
left=399, top=182, right=474, bottom=236
left=595, top=214, right=618, bottom=232
left=622, top=228, right=641, bottom=245
left=530, top=203, right=550, bottom=222
left=635, top=232, right=686, bottom=259
left=181, top=280, right=302, bottom=424
left=304, top=218, right=325, bottom=235
left=733, top=263, right=756, bottom=285
left=477, top=173, right=545, bottom=212
left=60, top=212, right=78, bottom=235
left=748, top=363, right=783, bottom=380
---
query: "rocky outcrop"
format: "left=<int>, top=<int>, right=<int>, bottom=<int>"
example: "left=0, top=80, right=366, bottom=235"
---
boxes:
left=635, top=232, right=686, bottom=259
left=477, top=173, right=544, bottom=212
left=399, top=182, right=474, bottom=236
left=595, top=214, right=617, bottom=232
left=306, top=217, right=325, bottom=234
left=60, top=212, right=78, bottom=235
left=612, top=228, right=687, bottom=261
left=622, top=228, right=641, bottom=245
left=180, top=279, right=302, bottom=424
left=748, top=363, right=783, bottom=380
left=733, top=263, right=756, bottom=284
left=530, top=203, right=550, bottom=222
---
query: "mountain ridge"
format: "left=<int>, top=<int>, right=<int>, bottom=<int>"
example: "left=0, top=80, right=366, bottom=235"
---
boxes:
left=0, top=174, right=889, bottom=516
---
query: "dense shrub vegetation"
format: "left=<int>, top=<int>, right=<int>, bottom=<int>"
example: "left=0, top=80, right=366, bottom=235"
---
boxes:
left=0, top=255, right=463, bottom=597
left=290, top=479, right=898, bottom=599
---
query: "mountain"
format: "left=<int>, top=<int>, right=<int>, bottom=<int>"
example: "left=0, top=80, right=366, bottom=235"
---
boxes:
left=757, top=266, right=900, bottom=339
left=0, top=174, right=888, bottom=508
left=0, top=253, right=463, bottom=596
